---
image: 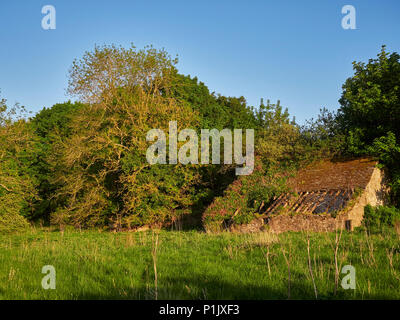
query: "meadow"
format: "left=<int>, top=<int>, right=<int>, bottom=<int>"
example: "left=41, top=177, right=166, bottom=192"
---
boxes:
left=0, top=227, right=399, bottom=300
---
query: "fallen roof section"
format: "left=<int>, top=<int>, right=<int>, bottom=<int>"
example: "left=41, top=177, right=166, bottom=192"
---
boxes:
left=264, top=158, right=379, bottom=216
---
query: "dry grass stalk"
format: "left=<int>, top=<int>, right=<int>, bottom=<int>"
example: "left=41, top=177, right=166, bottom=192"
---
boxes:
left=152, top=231, right=159, bottom=300
left=328, top=225, right=343, bottom=296
left=248, top=231, right=278, bottom=247
left=386, top=245, right=400, bottom=281
left=364, top=230, right=376, bottom=267
left=394, top=220, right=400, bottom=238
left=125, top=233, right=135, bottom=247
left=280, top=241, right=292, bottom=300
left=264, top=244, right=271, bottom=276
left=306, top=232, right=318, bottom=299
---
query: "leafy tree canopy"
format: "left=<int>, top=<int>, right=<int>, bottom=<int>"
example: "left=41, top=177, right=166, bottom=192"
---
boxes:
left=338, top=46, right=400, bottom=153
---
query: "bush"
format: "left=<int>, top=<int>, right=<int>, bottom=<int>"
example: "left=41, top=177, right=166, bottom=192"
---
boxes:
left=202, top=158, right=291, bottom=230
left=363, top=205, right=400, bottom=231
left=0, top=213, right=30, bottom=234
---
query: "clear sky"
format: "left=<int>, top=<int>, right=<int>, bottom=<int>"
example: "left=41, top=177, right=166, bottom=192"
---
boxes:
left=0, top=0, right=399, bottom=123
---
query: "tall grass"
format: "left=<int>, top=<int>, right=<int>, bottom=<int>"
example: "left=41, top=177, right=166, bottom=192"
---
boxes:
left=0, top=227, right=399, bottom=299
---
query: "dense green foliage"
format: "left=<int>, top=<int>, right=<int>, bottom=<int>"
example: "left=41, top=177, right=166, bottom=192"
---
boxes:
left=203, top=100, right=300, bottom=229
left=363, top=205, right=400, bottom=231
left=170, top=73, right=257, bottom=131
left=338, top=46, right=400, bottom=151
left=0, top=98, right=38, bottom=232
left=1, top=45, right=399, bottom=231
left=338, top=46, right=400, bottom=206
left=15, top=45, right=259, bottom=229
left=166, top=72, right=258, bottom=224
left=30, top=102, right=83, bottom=222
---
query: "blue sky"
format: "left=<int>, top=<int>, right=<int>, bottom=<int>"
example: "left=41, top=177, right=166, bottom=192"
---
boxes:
left=0, top=0, right=399, bottom=123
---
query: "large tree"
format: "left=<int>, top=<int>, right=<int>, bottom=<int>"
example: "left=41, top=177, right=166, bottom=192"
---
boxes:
left=338, top=46, right=400, bottom=153
left=52, top=44, right=199, bottom=229
left=338, top=46, right=400, bottom=205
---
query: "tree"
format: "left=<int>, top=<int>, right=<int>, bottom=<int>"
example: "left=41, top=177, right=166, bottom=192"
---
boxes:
left=255, top=100, right=301, bottom=167
left=52, top=44, right=199, bottom=228
left=0, top=94, right=38, bottom=232
left=337, top=46, right=400, bottom=206
left=300, top=108, right=345, bottom=161
left=338, top=45, right=400, bottom=153
left=168, top=73, right=259, bottom=219
left=29, top=101, right=83, bottom=223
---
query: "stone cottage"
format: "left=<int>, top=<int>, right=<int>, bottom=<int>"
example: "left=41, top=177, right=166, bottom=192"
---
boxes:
left=228, top=158, right=388, bottom=233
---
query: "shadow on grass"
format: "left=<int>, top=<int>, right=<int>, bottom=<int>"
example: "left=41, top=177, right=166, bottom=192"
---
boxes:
left=75, top=272, right=399, bottom=300
left=76, top=274, right=295, bottom=300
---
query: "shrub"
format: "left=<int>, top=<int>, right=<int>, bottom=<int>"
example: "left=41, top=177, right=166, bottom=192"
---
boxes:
left=0, top=213, right=30, bottom=234
left=202, top=158, right=291, bottom=230
left=0, top=97, right=40, bottom=222
left=363, top=205, right=400, bottom=231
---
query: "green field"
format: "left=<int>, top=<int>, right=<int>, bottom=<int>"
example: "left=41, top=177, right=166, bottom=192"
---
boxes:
left=1, top=228, right=399, bottom=300
left=0, top=230, right=400, bottom=299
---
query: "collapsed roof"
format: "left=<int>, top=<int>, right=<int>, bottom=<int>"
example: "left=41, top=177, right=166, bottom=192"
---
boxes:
left=265, top=158, right=378, bottom=215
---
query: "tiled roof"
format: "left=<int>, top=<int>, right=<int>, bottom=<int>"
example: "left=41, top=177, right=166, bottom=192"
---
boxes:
left=288, top=158, right=377, bottom=192
left=264, top=158, right=377, bottom=215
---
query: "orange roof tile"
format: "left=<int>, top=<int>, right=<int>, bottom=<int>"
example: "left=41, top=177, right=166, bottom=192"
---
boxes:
left=288, top=158, right=377, bottom=192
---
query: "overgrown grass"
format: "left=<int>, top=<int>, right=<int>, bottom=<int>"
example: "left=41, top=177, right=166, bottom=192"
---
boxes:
left=0, top=227, right=399, bottom=300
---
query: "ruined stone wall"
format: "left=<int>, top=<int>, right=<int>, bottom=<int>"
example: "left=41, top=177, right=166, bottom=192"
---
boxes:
left=229, top=218, right=264, bottom=233
left=346, top=167, right=388, bottom=227
left=222, top=213, right=347, bottom=234
left=266, top=214, right=346, bottom=233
